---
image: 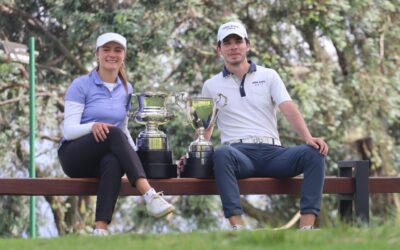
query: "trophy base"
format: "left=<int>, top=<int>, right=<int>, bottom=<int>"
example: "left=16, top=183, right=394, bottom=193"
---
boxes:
left=137, top=150, right=177, bottom=178
left=181, top=157, right=214, bottom=178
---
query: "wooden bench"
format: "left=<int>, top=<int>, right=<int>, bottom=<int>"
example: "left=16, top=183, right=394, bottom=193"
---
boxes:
left=1, top=160, right=400, bottom=223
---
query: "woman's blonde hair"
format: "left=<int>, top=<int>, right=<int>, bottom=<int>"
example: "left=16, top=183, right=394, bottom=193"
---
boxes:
left=118, top=63, right=129, bottom=94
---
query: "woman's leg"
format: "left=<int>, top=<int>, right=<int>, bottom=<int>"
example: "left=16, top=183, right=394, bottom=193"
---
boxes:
left=58, top=134, right=107, bottom=178
left=93, top=127, right=147, bottom=184
left=58, top=128, right=174, bottom=223
left=58, top=137, right=124, bottom=230
left=135, top=178, right=152, bottom=194
left=94, top=153, right=124, bottom=225
left=59, top=127, right=146, bottom=181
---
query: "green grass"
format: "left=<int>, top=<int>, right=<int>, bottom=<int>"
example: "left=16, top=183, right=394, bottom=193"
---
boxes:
left=1, top=225, right=399, bottom=250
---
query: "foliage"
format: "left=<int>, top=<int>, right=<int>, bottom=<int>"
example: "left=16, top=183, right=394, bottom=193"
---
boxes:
left=0, top=196, right=28, bottom=237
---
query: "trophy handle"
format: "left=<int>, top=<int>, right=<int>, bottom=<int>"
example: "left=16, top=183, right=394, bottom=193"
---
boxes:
left=166, top=112, right=176, bottom=120
left=174, top=92, right=187, bottom=109
left=208, top=93, right=227, bottom=125
left=130, top=93, right=139, bottom=111
left=173, top=92, right=192, bottom=126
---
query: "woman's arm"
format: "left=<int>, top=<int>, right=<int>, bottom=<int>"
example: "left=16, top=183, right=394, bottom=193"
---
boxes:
left=63, top=101, right=94, bottom=140
left=120, top=115, right=137, bottom=151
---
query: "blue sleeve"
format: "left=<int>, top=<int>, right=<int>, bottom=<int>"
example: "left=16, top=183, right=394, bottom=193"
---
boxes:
left=65, top=77, right=87, bottom=104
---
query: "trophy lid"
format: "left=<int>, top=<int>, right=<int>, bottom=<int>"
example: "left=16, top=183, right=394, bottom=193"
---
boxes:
left=133, top=91, right=169, bottom=111
left=188, top=96, right=213, bottom=100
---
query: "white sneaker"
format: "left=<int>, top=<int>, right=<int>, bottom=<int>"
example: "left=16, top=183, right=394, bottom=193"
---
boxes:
left=93, top=228, right=109, bottom=236
left=146, top=192, right=175, bottom=218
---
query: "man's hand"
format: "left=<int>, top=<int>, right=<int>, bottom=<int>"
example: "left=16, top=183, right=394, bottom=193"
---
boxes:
left=279, top=101, right=329, bottom=156
left=305, top=137, right=329, bottom=156
left=92, top=122, right=115, bottom=142
left=176, top=154, right=188, bottom=173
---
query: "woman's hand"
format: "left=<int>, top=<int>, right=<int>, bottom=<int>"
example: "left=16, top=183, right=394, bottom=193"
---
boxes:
left=92, top=122, right=115, bottom=142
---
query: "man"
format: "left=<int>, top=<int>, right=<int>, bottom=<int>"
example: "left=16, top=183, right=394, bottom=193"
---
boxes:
left=202, top=21, right=328, bottom=230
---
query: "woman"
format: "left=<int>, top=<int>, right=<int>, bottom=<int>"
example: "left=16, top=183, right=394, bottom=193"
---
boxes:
left=58, top=32, right=175, bottom=236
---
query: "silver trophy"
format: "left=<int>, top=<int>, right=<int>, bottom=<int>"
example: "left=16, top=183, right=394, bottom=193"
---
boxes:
left=176, top=93, right=227, bottom=178
left=132, top=92, right=176, bottom=178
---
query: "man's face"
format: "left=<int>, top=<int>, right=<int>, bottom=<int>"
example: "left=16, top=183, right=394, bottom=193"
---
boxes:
left=218, top=34, right=249, bottom=66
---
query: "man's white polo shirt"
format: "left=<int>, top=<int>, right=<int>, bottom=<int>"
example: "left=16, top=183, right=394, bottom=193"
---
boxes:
left=202, top=61, right=291, bottom=144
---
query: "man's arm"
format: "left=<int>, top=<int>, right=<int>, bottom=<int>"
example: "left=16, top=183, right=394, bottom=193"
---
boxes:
left=279, top=101, right=328, bottom=156
left=204, top=125, right=215, bottom=141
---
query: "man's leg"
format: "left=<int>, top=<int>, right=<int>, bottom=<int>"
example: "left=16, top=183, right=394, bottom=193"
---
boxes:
left=299, top=214, right=316, bottom=228
left=255, top=144, right=325, bottom=227
left=213, top=145, right=256, bottom=226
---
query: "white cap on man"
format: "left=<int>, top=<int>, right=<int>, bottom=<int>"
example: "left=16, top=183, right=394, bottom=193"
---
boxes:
left=96, top=32, right=127, bottom=49
left=217, top=21, right=248, bottom=42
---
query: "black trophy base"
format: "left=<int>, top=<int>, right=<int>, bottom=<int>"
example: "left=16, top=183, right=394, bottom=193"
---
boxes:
left=180, top=157, right=214, bottom=178
left=137, top=150, right=177, bottom=178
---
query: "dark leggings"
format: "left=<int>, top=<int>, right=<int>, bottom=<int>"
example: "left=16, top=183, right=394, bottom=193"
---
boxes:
left=58, top=127, right=146, bottom=223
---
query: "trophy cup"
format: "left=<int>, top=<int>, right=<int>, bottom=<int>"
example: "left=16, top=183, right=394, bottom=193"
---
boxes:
left=132, top=92, right=176, bottom=178
left=176, top=93, right=227, bottom=178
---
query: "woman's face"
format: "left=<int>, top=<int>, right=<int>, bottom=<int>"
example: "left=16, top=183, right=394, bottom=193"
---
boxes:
left=96, top=42, right=126, bottom=72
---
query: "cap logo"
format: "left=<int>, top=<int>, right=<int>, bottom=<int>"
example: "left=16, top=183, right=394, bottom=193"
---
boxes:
left=217, top=21, right=248, bottom=42
left=223, top=25, right=240, bottom=31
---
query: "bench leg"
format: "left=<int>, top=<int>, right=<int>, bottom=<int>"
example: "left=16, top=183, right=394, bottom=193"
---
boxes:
left=339, top=196, right=353, bottom=222
left=338, top=160, right=370, bottom=224
left=354, top=161, right=369, bottom=223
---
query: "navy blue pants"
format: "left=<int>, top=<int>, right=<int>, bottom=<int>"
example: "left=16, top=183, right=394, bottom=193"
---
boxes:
left=213, top=143, right=325, bottom=218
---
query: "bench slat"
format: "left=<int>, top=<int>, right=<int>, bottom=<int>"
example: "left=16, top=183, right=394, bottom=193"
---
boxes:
left=369, top=177, right=400, bottom=193
left=0, top=177, right=355, bottom=196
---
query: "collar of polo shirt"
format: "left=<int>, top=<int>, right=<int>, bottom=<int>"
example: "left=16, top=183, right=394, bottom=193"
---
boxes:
left=90, top=70, right=123, bottom=87
left=222, top=60, right=257, bottom=77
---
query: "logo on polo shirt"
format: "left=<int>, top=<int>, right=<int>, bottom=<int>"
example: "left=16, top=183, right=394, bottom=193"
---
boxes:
left=251, top=80, right=266, bottom=86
